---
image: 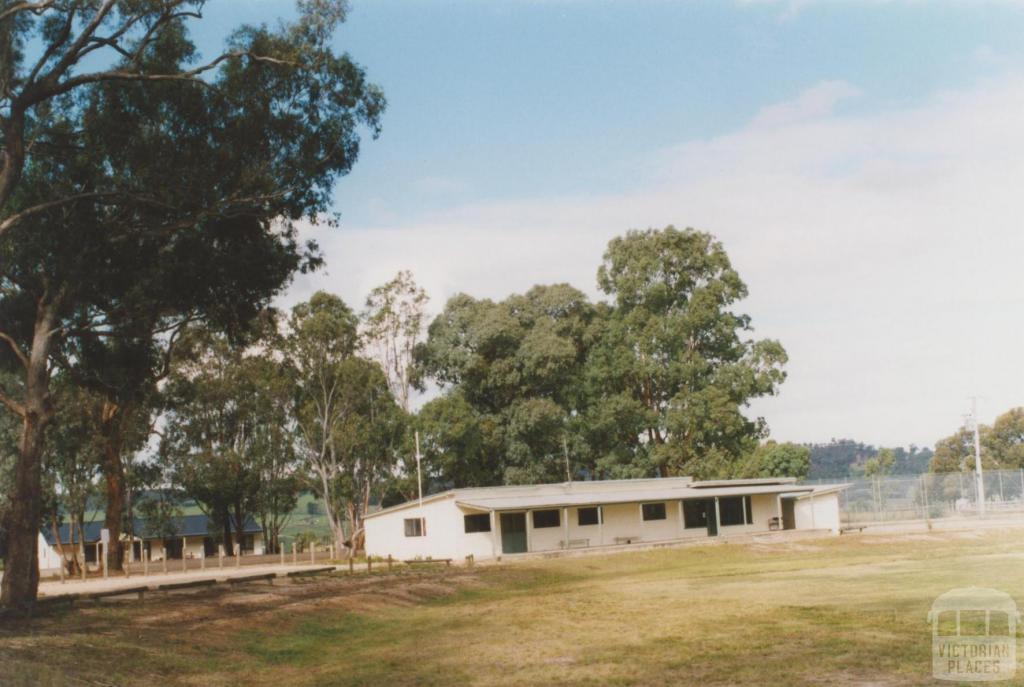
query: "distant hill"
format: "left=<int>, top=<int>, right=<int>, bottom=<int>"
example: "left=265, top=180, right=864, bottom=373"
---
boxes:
left=807, top=439, right=933, bottom=479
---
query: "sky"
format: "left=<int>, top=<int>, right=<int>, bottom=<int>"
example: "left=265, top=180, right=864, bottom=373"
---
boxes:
left=191, top=0, right=1024, bottom=448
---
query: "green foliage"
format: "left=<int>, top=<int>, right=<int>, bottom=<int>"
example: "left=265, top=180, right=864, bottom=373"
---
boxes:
left=362, top=270, right=429, bottom=411
left=415, top=227, right=788, bottom=484
left=415, top=284, right=594, bottom=484
left=135, top=491, right=184, bottom=540
left=289, top=292, right=405, bottom=551
left=736, top=441, right=810, bottom=479
left=985, top=408, right=1024, bottom=468
left=809, top=440, right=933, bottom=478
left=162, top=325, right=300, bottom=548
left=590, top=227, right=787, bottom=478
left=863, top=447, right=895, bottom=477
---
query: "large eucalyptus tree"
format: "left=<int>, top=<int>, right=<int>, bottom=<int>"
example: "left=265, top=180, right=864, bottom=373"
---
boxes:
left=0, top=0, right=384, bottom=609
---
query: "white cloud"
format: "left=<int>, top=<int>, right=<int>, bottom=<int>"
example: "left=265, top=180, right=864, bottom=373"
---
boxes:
left=290, top=74, right=1024, bottom=448
left=750, top=80, right=862, bottom=128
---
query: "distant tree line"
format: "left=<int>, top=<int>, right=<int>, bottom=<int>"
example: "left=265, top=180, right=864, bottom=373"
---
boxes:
left=807, top=440, right=934, bottom=479
left=930, top=407, right=1024, bottom=473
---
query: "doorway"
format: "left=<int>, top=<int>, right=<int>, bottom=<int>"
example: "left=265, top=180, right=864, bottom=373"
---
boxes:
left=782, top=498, right=796, bottom=530
left=705, top=500, right=718, bottom=537
left=500, top=512, right=527, bottom=554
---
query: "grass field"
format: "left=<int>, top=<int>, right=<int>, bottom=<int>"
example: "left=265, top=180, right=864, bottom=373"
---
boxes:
left=3, top=529, right=1023, bottom=686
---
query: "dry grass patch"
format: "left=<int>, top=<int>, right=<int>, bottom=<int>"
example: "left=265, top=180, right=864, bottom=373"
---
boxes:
left=3, top=530, right=1024, bottom=685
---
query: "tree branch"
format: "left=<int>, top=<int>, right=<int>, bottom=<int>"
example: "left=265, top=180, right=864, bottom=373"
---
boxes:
left=0, top=330, right=29, bottom=370
left=0, top=0, right=55, bottom=22
left=0, top=388, right=26, bottom=418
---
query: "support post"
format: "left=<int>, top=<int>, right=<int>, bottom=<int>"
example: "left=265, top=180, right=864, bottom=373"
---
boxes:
left=525, top=510, right=532, bottom=553
left=218, top=544, right=224, bottom=569
left=349, top=557, right=354, bottom=575
left=562, top=507, right=569, bottom=549
left=292, top=542, right=297, bottom=565
left=182, top=537, right=188, bottom=572
left=143, top=549, right=149, bottom=576
left=330, top=544, right=335, bottom=561
left=489, top=510, right=498, bottom=558
left=280, top=546, right=285, bottom=566
left=102, top=542, right=108, bottom=579
left=234, top=543, right=241, bottom=567
left=388, top=554, right=393, bottom=572
left=311, top=542, right=315, bottom=565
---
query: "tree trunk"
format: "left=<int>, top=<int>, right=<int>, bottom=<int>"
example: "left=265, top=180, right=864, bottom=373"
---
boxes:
left=99, top=400, right=126, bottom=571
left=234, top=507, right=245, bottom=555
left=0, top=301, right=57, bottom=611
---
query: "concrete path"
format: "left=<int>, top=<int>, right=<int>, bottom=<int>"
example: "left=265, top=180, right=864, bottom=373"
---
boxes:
left=36, top=561, right=370, bottom=598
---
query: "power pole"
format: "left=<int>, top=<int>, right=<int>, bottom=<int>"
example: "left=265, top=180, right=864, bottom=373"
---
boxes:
left=415, top=430, right=423, bottom=509
left=562, top=436, right=572, bottom=483
left=970, top=396, right=986, bottom=516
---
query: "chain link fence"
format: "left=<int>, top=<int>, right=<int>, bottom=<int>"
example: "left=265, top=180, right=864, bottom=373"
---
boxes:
left=804, top=469, right=1024, bottom=524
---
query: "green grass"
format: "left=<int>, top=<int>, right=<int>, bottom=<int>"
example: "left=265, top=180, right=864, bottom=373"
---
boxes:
left=5, top=531, right=1024, bottom=685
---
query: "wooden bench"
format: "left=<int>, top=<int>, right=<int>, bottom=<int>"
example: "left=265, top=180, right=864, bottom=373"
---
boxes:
left=560, top=538, right=590, bottom=549
left=613, top=536, right=641, bottom=545
left=82, top=585, right=149, bottom=602
left=285, top=566, right=336, bottom=577
left=403, top=558, right=452, bottom=567
left=840, top=525, right=867, bottom=535
left=226, top=572, right=275, bottom=586
left=156, top=578, right=216, bottom=592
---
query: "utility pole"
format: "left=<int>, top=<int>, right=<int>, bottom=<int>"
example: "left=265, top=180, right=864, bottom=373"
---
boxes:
left=970, top=396, right=986, bottom=516
left=415, top=430, right=423, bottom=509
left=562, top=436, right=572, bottom=483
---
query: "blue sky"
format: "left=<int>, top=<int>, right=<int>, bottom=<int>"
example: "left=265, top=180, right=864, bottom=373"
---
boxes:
left=192, top=1, right=1024, bottom=225
left=187, top=1, right=1024, bottom=447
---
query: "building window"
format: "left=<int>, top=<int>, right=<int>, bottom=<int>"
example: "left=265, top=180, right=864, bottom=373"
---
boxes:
left=642, top=502, right=667, bottom=521
left=683, top=499, right=709, bottom=529
left=578, top=507, right=601, bottom=526
left=532, top=509, right=560, bottom=528
left=404, top=518, right=425, bottom=537
left=464, top=513, right=491, bottom=533
left=718, top=496, right=753, bottom=527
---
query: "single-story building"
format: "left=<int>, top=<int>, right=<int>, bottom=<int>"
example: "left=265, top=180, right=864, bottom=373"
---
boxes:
left=364, top=476, right=847, bottom=561
left=39, top=514, right=264, bottom=572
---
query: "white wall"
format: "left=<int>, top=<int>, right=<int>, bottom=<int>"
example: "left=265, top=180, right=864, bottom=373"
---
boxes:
left=37, top=534, right=63, bottom=572
left=365, top=496, right=465, bottom=561
left=794, top=493, right=841, bottom=534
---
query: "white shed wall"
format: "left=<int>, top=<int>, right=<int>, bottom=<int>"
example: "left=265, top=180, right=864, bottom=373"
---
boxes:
left=793, top=492, right=841, bottom=534
left=364, top=496, right=463, bottom=561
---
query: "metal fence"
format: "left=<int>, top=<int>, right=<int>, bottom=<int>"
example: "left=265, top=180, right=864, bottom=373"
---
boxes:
left=804, top=469, right=1024, bottom=524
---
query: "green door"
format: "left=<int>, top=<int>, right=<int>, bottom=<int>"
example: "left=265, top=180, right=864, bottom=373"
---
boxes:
left=500, top=512, right=527, bottom=554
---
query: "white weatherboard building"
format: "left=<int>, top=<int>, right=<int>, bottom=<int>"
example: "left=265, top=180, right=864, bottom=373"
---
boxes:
left=364, top=476, right=847, bottom=562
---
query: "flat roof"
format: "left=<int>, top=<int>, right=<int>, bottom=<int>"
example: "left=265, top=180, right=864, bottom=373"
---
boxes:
left=366, top=477, right=849, bottom=519
left=455, top=483, right=822, bottom=511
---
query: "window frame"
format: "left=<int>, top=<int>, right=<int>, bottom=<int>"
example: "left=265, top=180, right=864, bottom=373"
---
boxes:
left=718, top=496, right=749, bottom=527
left=532, top=509, right=561, bottom=529
left=463, top=513, right=491, bottom=533
left=641, top=502, right=667, bottom=521
left=577, top=506, right=601, bottom=526
left=404, top=517, right=426, bottom=537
